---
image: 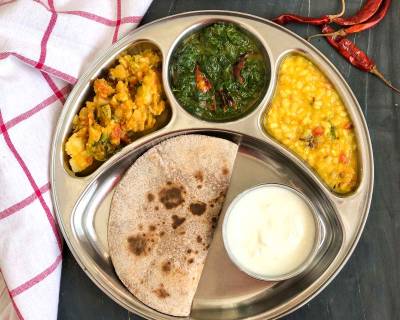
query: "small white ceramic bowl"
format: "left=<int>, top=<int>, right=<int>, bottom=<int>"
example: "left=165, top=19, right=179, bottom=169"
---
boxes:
left=222, top=183, right=321, bottom=282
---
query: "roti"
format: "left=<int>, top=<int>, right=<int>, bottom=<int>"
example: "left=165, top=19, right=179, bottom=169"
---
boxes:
left=108, top=134, right=238, bottom=316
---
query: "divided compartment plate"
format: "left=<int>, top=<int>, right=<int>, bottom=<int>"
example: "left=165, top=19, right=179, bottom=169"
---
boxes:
left=51, top=11, right=374, bottom=320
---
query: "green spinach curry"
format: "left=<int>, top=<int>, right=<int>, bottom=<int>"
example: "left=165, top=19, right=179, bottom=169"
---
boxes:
left=170, top=23, right=268, bottom=121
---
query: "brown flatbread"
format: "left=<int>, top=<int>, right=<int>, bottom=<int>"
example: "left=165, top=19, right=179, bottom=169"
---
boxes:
left=108, top=135, right=237, bottom=316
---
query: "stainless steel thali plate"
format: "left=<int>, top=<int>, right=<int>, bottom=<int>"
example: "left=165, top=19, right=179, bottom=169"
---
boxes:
left=51, top=11, right=374, bottom=320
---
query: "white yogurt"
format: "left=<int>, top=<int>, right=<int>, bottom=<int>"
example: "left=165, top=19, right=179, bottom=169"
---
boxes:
left=223, top=185, right=317, bottom=279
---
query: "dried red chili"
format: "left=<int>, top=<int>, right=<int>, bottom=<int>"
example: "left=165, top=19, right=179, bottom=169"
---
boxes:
left=310, top=0, right=391, bottom=39
left=273, top=14, right=331, bottom=26
left=218, top=89, right=236, bottom=111
left=273, top=0, right=382, bottom=27
left=233, top=53, right=247, bottom=84
left=273, top=0, right=345, bottom=26
left=195, top=64, right=212, bottom=93
left=322, top=25, right=400, bottom=94
left=334, top=0, right=383, bottom=26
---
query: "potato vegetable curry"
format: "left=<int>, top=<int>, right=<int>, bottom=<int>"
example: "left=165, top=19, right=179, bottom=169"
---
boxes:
left=65, top=49, right=168, bottom=173
left=170, top=23, right=268, bottom=121
left=264, top=55, right=358, bottom=193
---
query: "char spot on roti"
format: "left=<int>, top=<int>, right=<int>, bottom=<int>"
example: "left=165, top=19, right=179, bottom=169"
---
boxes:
left=158, top=185, right=184, bottom=209
left=153, top=285, right=170, bottom=299
left=211, top=217, right=218, bottom=229
left=147, top=193, right=155, bottom=202
left=190, top=201, right=207, bottom=216
left=108, top=134, right=238, bottom=316
left=194, top=170, right=204, bottom=182
left=171, top=215, right=186, bottom=229
left=162, top=261, right=171, bottom=273
left=196, top=235, right=202, bottom=243
left=127, top=235, right=147, bottom=256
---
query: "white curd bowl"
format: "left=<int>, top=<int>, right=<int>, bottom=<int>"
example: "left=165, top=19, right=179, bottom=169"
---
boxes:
left=222, top=183, right=322, bottom=282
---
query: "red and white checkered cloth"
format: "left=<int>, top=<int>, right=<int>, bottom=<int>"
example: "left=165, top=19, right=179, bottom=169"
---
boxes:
left=0, top=1, right=153, bottom=319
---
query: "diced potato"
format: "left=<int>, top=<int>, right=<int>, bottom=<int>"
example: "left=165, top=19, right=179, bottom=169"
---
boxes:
left=69, top=150, right=93, bottom=173
left=110, top=64, right=127, bottom=80
left=65, top=133, right=85, bottom=157
left=88, top=125, right=102, bottom=144
left=65, top=133, right=94, bottom=172
left=65, top=49, right=168, bottom=173
left=93, top=79, right=114, bottom=98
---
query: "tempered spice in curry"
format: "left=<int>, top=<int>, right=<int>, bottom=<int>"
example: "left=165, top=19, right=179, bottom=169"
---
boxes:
left=264, top=55, right=358, bottom=193
left=65, top=49, right=168, bottom=173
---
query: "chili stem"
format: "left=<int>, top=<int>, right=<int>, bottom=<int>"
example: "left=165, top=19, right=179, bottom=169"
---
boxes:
left=308, top=30, right=346, bottom=41
left=327, top=0, right=346, bottom=21
left=370, top=66, right=400, bottom=95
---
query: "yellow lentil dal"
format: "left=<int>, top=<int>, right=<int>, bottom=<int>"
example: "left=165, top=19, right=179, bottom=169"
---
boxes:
left=65, top=49, right=168, bottom=173
left=264, top=54, right=358, bottom=193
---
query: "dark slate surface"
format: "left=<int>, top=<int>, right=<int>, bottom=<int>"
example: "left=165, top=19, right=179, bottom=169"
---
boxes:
left=58, top=1, right=400, bottom=319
